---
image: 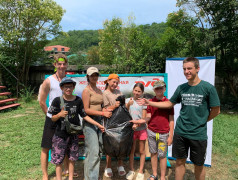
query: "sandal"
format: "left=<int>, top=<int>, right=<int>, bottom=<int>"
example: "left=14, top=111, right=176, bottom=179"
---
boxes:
left=147, top=174, right=158, bottom=180
left=126, top=170, right=135, bottom=180
left=136, top=173, right=144, bottom=180
left=117, top=166, right=126, bottom=176
left=62, top=171, right=79, bottom=178
left=104, top=168, right=113, bottom=178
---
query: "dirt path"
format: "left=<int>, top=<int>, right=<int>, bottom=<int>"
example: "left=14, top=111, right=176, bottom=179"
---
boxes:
left=49, top=159, right=198, bottom=180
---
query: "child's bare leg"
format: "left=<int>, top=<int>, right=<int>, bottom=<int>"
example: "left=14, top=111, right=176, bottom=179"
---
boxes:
left=138, top=140, right=146, bottom=174
left=68, top=160, right=75, bottom=180
left=56, top=164, right=63, bottom=180
left=63, top=155, right=69, bottom=173
left=159, top=157, right=167, bottom=180
left=106, top=155, right=112, bottom=168
left=118, top=159, right=125, bottom=176
left=150, top=153, right=158, bottom=179
left=105, top=155, right=113, bottom=177
left=118, top=159, right=123, bottom=166
left=129, top=140, right=137, bottom=171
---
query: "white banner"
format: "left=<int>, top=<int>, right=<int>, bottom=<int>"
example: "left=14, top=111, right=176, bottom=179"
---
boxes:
left=71, top=75, right=166, bottom=98
left=46, top=74, right=167, bottom=107
left=165, top=57, right=216, bottom=166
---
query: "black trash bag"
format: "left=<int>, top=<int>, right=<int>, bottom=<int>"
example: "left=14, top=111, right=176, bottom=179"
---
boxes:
left=103, top=95, right=133, bottom=159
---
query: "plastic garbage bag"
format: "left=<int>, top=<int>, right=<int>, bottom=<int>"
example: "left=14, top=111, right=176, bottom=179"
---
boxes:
left=103, top=95, right=133, bottom=159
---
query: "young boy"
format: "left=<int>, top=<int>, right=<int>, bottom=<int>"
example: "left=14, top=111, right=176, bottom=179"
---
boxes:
left=131, top=80, right=174, bottom=180
left=47, top=77, right=105, bottom=180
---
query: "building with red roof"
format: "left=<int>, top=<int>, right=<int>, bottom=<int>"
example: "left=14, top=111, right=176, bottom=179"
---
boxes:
left=44, top=45, right=70, bottom=54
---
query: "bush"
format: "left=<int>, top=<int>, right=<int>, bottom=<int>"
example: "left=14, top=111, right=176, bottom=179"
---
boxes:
left=19, top=86, right=35, bottom=103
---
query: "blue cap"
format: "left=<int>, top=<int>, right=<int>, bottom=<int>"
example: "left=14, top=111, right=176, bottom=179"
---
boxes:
left=60, top=77, right=76, bottom=87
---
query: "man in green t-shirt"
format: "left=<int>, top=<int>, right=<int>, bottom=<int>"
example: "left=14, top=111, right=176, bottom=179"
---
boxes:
left=140, top=57, right=220, bottom=180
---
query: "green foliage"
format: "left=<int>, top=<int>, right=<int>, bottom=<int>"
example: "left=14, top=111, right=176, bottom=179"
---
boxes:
left=0, top=0, right=65, bottom=92
left=68, top=54, right=80, bottom=65
left=138, top=22, right=167, bottom=39
left=19, top=86, right=35, bottom=103
left=48, top=30, right=100, bottom=53
left=87, top=46, right=100, bottom=64
left=67, top=52, right=88, bottom=70
left=158, top=10, right=208, bottom=58
left=176, top=0, right=238, bottom=97
left=46, top=22, right=169, bottom=74
left=98, top=17, right=164, bottom=74
left=0, top=53, right=19, bottom=95
left=48, top=22, right=168, bottom=69
left=98, top=17, right=123, bottom=67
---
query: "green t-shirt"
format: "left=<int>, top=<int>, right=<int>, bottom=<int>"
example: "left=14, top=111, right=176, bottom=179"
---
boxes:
left=170, top=80, right=220, bottom=140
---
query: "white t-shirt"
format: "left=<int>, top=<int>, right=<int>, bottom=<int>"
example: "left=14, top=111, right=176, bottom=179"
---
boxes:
left=126, top=98, right=147, bottom=131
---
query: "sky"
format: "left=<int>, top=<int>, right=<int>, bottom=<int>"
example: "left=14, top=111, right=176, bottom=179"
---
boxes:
left=54, top=0, right=179, bottom=32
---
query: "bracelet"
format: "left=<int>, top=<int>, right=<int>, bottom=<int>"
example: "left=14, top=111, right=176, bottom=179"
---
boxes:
left=102, top=111, right=104, bottom=116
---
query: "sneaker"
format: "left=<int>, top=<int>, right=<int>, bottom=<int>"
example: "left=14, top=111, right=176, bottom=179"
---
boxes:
left=136, top=173, right=144, bottom=180
left=126, top=170, right=135, bottom=180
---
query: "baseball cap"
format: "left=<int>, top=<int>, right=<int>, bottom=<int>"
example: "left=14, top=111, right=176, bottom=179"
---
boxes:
left=153, top=80, right=166, bottom=89
left=60, top=77, right=76, bottom=87
left=104, top=74, right=119, bottom=84
left=87, top=67, right=99, bottom=76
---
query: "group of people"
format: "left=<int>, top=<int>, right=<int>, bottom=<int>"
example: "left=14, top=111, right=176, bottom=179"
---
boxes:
left=39, top=54, right=220, bottom=180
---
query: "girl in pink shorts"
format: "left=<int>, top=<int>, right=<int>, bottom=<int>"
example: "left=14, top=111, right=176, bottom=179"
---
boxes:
left=125, top=83, right=148, bottom=180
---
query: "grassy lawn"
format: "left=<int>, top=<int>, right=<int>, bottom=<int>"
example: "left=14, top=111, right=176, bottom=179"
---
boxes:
left=0, top=99, right=55, bottom=180
left=0, top=99, right=237, bottom=179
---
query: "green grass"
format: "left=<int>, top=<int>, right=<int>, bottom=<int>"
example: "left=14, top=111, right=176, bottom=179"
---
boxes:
left=0, top=100, right=237, bottom=179
left=0, top=99, right=55, bottom=180
left=213, top=114, right=238, bottom=155
left=212, top=113, right=238, bottom=178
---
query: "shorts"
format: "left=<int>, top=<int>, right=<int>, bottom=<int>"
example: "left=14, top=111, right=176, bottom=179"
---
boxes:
left=41, top=116, right=56, bottom=149
left=50, top=135, right=79, bottom=165
left=133, top=129, right=148, bottom=140
left=147, top=129, right=168, bottom=158
left=172, top=132, right=207, bottom=166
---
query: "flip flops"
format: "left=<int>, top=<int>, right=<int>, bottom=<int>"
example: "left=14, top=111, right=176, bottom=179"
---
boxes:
left=136, top=173, right=145, bottom=180
left=126, top=170, right=135, bottom=180
left=104, top=166, right=126, bottom=177
left=62, top=171, right=79, bottom=178
left=104, top=168, right=113, bottom=178
left=117, top=166, right=126, bottom=176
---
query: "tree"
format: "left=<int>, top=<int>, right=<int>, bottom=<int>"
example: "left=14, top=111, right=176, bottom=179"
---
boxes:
left=98, top=17, right=124, bottom=68
left=138, top=22, right=167, bottom=39
left=87, top=46, right=100, bottom=65
left=158, top=10, right=209, bottom=58
left=98, top=17, right=163, bottom=73
left=177, top=0, right=238, bottom=97
left=48, top=30, right=100, bottom=53
left=0, top=0, right=65, bottom=90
